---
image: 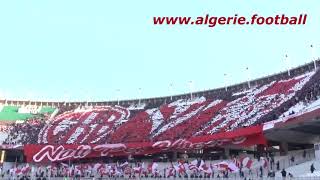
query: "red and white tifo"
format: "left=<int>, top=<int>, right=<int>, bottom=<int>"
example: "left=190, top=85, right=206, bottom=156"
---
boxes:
left=1, top=64, right=320, bottom=164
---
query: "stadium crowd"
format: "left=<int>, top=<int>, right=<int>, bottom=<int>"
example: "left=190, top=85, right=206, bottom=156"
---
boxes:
left=0, top=65, right=319, bottom=180
left=0, top=157, right=276, bottom=180
left=1, top=149, right=317, bottom=180
left=1, top=69, right=320, bottom=146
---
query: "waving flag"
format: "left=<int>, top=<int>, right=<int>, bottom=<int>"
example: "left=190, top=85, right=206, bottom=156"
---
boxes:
left=173, top=162, right=186, bottom=176
left=133, top=163, right=143, bottom=175
left=243, top=157, right=253, bottom=169
left=21, top=164, right=31, bottom=175
left=199, top=160, right=212, bottom=175
left=212, top=161, right=238, bottom=172
left=120, top=161, right=129, bottom=168
left=188, top=160, right=199, bottom=172
left=151, top=162, right=158, bottom=175
left=260, top=157, right=268, bottom=168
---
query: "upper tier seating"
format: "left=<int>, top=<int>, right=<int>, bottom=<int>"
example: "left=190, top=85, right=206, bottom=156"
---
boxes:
left=2, top=69, right=320, bottom=145
left=0, top=106, right=33, bottom=121
left=39, top=106, right=56, bottom=114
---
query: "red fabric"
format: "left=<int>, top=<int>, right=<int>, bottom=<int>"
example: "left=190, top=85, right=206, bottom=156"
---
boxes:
left=24, top=125, right=266, bottom=163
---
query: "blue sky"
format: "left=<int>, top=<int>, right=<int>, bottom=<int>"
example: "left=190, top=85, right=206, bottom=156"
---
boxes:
left=0, top=0, right=319, bottom=102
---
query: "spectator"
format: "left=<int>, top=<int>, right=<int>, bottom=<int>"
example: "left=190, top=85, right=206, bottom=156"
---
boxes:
left=259, top=166, right=263, bottom=177
left=291, top=155, right=294, bottom=162
left=290, top=156, right=295, bottom=165
left=288, top=172, right=293, bottom=178
left=240, top=170, right=244, bottom=178
left=267, top=170, right=275, bottom=178
left=281, top=169, right=287, bottom=178
left=270, top=156, right=275, bottom=170
left=311, top=163, right=315, bottom=173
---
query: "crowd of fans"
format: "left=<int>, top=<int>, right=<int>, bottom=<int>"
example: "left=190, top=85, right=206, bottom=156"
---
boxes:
left=0, top=125, right=9, bottom=132
left=0, top=69, right=318, bottom=180
left=3, top=116, right=47, bottom=145
left=1, top=149, right=317, bottom=180
left=0, top=157, right=272, bottom=180
left=0, top=69, right=319, bottom=146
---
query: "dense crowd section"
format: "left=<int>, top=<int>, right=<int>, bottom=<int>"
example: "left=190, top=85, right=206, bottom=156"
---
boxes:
left=2, top=116, right=48, bottom=145
left=2, top=149, right=318, bottom=179
left=1, top=158, right=264, bottom=179
left=1, top=69, right=320, bottom=145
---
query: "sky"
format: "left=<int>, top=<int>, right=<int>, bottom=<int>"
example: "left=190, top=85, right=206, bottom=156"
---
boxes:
left=0, top=0, right=319, bottom=102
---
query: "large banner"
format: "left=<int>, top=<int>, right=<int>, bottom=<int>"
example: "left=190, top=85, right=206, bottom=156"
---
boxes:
left=24, top=125, right=266, bottom=163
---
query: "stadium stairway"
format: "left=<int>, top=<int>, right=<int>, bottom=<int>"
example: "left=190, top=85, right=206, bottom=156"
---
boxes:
left=276, top=160, right=320, bottom=178
left=271, top=148, right=318, bottom=178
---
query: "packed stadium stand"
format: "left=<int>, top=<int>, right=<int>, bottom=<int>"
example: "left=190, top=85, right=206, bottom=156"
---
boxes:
left=1, top=62, right=319, bottom=145
left=0, top=60, right=319, bottom=179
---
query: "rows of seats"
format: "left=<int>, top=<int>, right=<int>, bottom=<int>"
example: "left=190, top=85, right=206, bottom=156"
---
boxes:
left=0, top=105, right=56, bottom=121
left=1, top=70, right=320, bottom=145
